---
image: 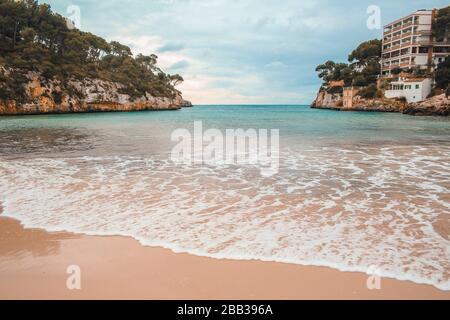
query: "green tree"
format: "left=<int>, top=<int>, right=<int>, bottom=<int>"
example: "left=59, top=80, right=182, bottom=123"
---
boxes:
left=433, top=6, right=450, bottom=42
left=169, top=74, right=184, bottom=87
left=435, top=57, right=450, bottom=89
left=110, top=41, right=132, bottom=57
left=315, top=38, right=384, bottom=98
left=0, top=0, right=182, bottom=102
left=315, top=61, right=353, bottom=85
left=348, top=39, right=382, bottom=67
left=316, top=60, right=336, bottom=83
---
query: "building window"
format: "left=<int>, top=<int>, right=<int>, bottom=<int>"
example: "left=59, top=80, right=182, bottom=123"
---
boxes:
left=433, top=46, right=450, bottom=53
left=412, top=47, right=417, bottom=53
left=418, top=47, right=428, bottom=54
left=392, top=84, right=404, bottom=90
left=415, top=85, right=420, bottom=89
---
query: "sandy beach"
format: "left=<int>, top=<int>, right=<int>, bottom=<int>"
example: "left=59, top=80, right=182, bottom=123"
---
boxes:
left=2, top=0, right=450, bottom=304
left=0, top=216, right=449, bottom=300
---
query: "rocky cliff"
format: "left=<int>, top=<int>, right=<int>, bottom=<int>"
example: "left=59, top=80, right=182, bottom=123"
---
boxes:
left=0, top=70, right=192, bottom=116
left=403, top=94, right=450, bottom=116
left=312, top=89, right=449, bottom=116
left=311, top=89, right=342, bottom=110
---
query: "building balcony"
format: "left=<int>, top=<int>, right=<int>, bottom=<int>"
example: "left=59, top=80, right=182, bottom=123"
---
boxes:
left=383, top=46, right=403, bottom=54
left=418, top=40, right=434, bottom=46
left=382, top=53, right=415, bottom=62
left=418, top=40, right=450, bottom=46
left=420, top=30, right=433, bottom=36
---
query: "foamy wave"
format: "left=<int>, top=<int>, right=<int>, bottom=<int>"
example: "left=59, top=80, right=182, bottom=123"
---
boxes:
left=0, top=144, right=449, bottom=290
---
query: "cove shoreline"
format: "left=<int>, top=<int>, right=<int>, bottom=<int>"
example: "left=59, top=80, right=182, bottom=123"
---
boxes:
left=1, top=216, right=449, bottom=300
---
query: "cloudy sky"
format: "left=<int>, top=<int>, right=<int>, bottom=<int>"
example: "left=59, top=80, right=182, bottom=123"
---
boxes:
left=43, top=0, right=448, bottom=104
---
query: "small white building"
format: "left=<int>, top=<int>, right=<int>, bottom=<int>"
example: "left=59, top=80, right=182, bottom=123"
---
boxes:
left=384, top=77, right=432, bottom=103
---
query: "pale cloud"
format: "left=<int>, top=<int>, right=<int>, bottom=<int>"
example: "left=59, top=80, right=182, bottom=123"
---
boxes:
left=111, top=35, right=164, bottom=57
left=264, top=61, right=288, bottom=69
left=168, top=60, right=190, bottom=71
left=178, top=73, right=268, bottom=104
left=158, top=42, right=185, bottom=53
left=111, top=35, right=193, bottom=71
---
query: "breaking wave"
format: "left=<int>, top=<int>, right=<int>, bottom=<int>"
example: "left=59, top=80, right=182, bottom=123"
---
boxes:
left=1, top=143, right=449, bottom=290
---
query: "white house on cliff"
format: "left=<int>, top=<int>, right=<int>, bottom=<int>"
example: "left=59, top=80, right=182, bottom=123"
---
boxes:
left=384, top=77, right=432, bottom=103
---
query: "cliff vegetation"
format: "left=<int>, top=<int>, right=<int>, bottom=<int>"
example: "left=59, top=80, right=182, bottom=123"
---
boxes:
left=0, top=0, right=186, bottom=108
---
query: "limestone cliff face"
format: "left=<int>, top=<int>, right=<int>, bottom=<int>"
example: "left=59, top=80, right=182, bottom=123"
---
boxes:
left=312, top=88, right=448, bottom=116
left=342, top=97, right=406, bottom=113
left=403, top=94, right=449, bottom=116
left=0, top=71, right=192, bottom=115
left=311, top=89, right=342, bottom=109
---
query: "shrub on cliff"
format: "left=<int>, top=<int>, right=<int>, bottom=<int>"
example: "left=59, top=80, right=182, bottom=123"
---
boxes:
left=357, top=84, right=380, bottom=99
left=0, top=0, right=183, bottom=101
left=0, top=69, right=27, bottom=102
left=352, top=75, right=368, bottom=87
left=435, top=57, right=450, bottom=89
left=327, top=86, right=344, bottom=94
left=408, top=67, right=429, bottom=77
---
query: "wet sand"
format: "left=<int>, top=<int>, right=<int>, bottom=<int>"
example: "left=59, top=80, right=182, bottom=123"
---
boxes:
left=0, top=216, right=449, bottom=300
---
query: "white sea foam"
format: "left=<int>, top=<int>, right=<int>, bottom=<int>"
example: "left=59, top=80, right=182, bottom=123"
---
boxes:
left=0, top=144, right=449, bottom=290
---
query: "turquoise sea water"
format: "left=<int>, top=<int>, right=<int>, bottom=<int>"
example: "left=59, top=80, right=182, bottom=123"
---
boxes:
left=1, top=105, right=449, bottom=143
left=0, top=105, right=449, bottom=290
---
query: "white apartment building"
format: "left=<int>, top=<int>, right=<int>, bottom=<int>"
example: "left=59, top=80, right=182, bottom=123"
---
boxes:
left=381, top=9, right=450, bottom=76
left=384, top=77, right=432, bottom=103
